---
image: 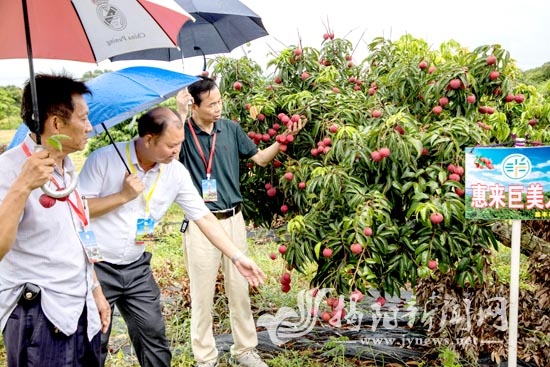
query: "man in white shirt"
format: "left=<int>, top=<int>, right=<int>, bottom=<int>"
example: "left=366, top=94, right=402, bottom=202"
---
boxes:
left=0, top=73, right=110, bottom=367
left=78, top=106, right=266, bottom=367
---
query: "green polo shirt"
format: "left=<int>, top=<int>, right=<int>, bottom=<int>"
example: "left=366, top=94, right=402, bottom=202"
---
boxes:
left=179, top=118, right=258, bottom=211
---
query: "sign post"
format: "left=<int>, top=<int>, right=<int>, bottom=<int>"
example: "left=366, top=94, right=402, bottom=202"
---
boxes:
left=465, top=142, right=549, bottom=365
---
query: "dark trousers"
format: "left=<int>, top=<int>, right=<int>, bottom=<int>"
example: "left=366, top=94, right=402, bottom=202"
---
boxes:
left=95, top=252, right=171, bottom=367
left=3, top=301, right=101, bottom=367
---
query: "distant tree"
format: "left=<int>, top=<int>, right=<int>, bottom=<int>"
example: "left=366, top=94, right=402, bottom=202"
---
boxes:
left=81, top=69, right=111, bottom=82
left=0, top=86, right=22, bottom=129
left=523, top=62, right=550, bottom=97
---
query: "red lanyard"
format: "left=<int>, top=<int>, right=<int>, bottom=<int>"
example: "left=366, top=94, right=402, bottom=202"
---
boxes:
left=187, top=118, right=217, bottom=179
left=22, top=143, right=88, bottom=226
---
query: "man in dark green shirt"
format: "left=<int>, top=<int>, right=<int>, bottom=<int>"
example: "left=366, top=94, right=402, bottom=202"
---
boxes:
left=177, top=77, right=304, bottom=367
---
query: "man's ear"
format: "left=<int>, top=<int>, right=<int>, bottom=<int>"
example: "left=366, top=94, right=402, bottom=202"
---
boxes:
left=44, top=115, right=62, bottom=134
left=143, top=133, right=154, bottom=146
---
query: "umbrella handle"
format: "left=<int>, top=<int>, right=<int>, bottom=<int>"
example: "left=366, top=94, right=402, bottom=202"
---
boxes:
left=41, top=170, right=78, bottom=198
left=34, top=145, right=79, bottom=198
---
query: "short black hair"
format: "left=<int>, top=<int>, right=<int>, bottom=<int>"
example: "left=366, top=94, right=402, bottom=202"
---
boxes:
left=21, top=73, right=91, bottom=135
left=188, top=76, right=218, bottom=107
left=137, top=106, right=182, bottom=137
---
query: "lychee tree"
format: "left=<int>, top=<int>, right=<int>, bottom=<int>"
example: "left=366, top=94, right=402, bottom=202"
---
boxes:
left=211, top=34, right=550, bottom=297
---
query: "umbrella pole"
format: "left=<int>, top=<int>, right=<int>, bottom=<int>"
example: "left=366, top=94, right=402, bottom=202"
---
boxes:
left=101, top=123, right=131, bottom=174
left=22, top=0, right=41, bottom=145
left=194, top=46, right=207, bottom=71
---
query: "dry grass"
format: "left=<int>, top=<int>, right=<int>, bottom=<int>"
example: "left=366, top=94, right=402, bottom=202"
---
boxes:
left=0, top=129, right=15, bottom=146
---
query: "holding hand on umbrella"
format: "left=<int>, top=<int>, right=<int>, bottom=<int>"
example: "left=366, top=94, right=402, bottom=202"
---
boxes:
left=19, top=150, right=55, bottom=190
left=176, top=88, right=194, bottom=118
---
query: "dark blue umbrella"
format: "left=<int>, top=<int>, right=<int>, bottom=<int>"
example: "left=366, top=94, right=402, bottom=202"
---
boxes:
left=9, top=66, right=199, bottom=172
left=109, top=0, right=268, bottom=70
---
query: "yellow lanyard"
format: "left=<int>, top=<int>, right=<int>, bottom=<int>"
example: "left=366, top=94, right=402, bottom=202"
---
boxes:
left=125, top=142, right=163, bottom=216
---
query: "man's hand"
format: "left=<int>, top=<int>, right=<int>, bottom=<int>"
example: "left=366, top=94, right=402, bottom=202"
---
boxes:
left=92, top=286, right=111, bottom=333
left=176, top=89, right=193, bottom=118
left=121, top=172, right=145, bottom=202
left=19, top=149, right=55, bottom=190
left=234, top=255, right=267, bottom=287
left=285, top=117, right=307, bottom=136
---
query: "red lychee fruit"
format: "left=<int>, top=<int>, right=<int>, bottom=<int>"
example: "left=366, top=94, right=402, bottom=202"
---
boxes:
left=379, top=147, right=390, bottom=158
left=350, top=243, right=362, bottom=254
left=448, top=173, right=461, bottom=181
left=428, top=259, right=438, bottom=270
left=363, top=227, right=373, bottom=236
left=322, top=248, right=333, bottom=258
left=233, top=81, right=242, bottom=90
left=449, top=79, right=462, bottom=89
left=370, top=151, right=382, bottom=162
left=514, top=94, right=525, bottom=103
left=486, top=55, right=497, bottom=65
left=350, top=290, right=363, bottom=302
left=278, top=245, right=287, bottom=254
left=430, top=213, right=444, bottom=224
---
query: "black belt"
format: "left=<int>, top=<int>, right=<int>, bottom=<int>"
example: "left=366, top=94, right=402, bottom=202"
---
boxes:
left=211, top=204, right=241, bottom=220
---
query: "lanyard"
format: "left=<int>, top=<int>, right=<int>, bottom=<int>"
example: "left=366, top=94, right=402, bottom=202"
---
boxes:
left=21, top=143, right=88, bottom=226
left=187, top=118, right=217, bottom=180
left=125, top=142, right=163, bottom=216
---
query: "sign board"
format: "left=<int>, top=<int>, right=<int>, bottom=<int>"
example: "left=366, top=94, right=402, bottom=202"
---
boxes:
left=465, top=146, right=550, bottom=220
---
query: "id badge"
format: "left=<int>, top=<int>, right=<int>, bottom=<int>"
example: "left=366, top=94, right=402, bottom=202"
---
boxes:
left=136, top=217, right=155, bottom=245
left=78, top=230, right=103, bottom=263
left=202, top=178, right=218, bottom=202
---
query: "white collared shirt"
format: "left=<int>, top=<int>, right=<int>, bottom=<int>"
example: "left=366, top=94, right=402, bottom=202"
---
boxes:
left=78, top=140, right=210, bottom=265
left=0, top=136, right=100, bottom=340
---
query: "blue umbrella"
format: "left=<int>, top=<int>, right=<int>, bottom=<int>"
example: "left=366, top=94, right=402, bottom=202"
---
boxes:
left=9, top=66, right=199, bottom=171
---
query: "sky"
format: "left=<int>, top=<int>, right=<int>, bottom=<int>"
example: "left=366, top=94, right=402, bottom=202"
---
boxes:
left=1, top=0, right=549, bottom=87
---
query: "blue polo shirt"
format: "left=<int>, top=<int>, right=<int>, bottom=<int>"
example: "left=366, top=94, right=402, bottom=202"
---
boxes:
left=180, top=118, right=258, bottom=211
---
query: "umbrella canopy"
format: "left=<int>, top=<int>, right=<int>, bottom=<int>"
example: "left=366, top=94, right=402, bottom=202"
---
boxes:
left=8, top=66, right=199, bottom=145
left=0, top=0, right=194, bottom=145
left=110, top=0, right=268, bottom=65
left=1, top=0, right=194, bottom=63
